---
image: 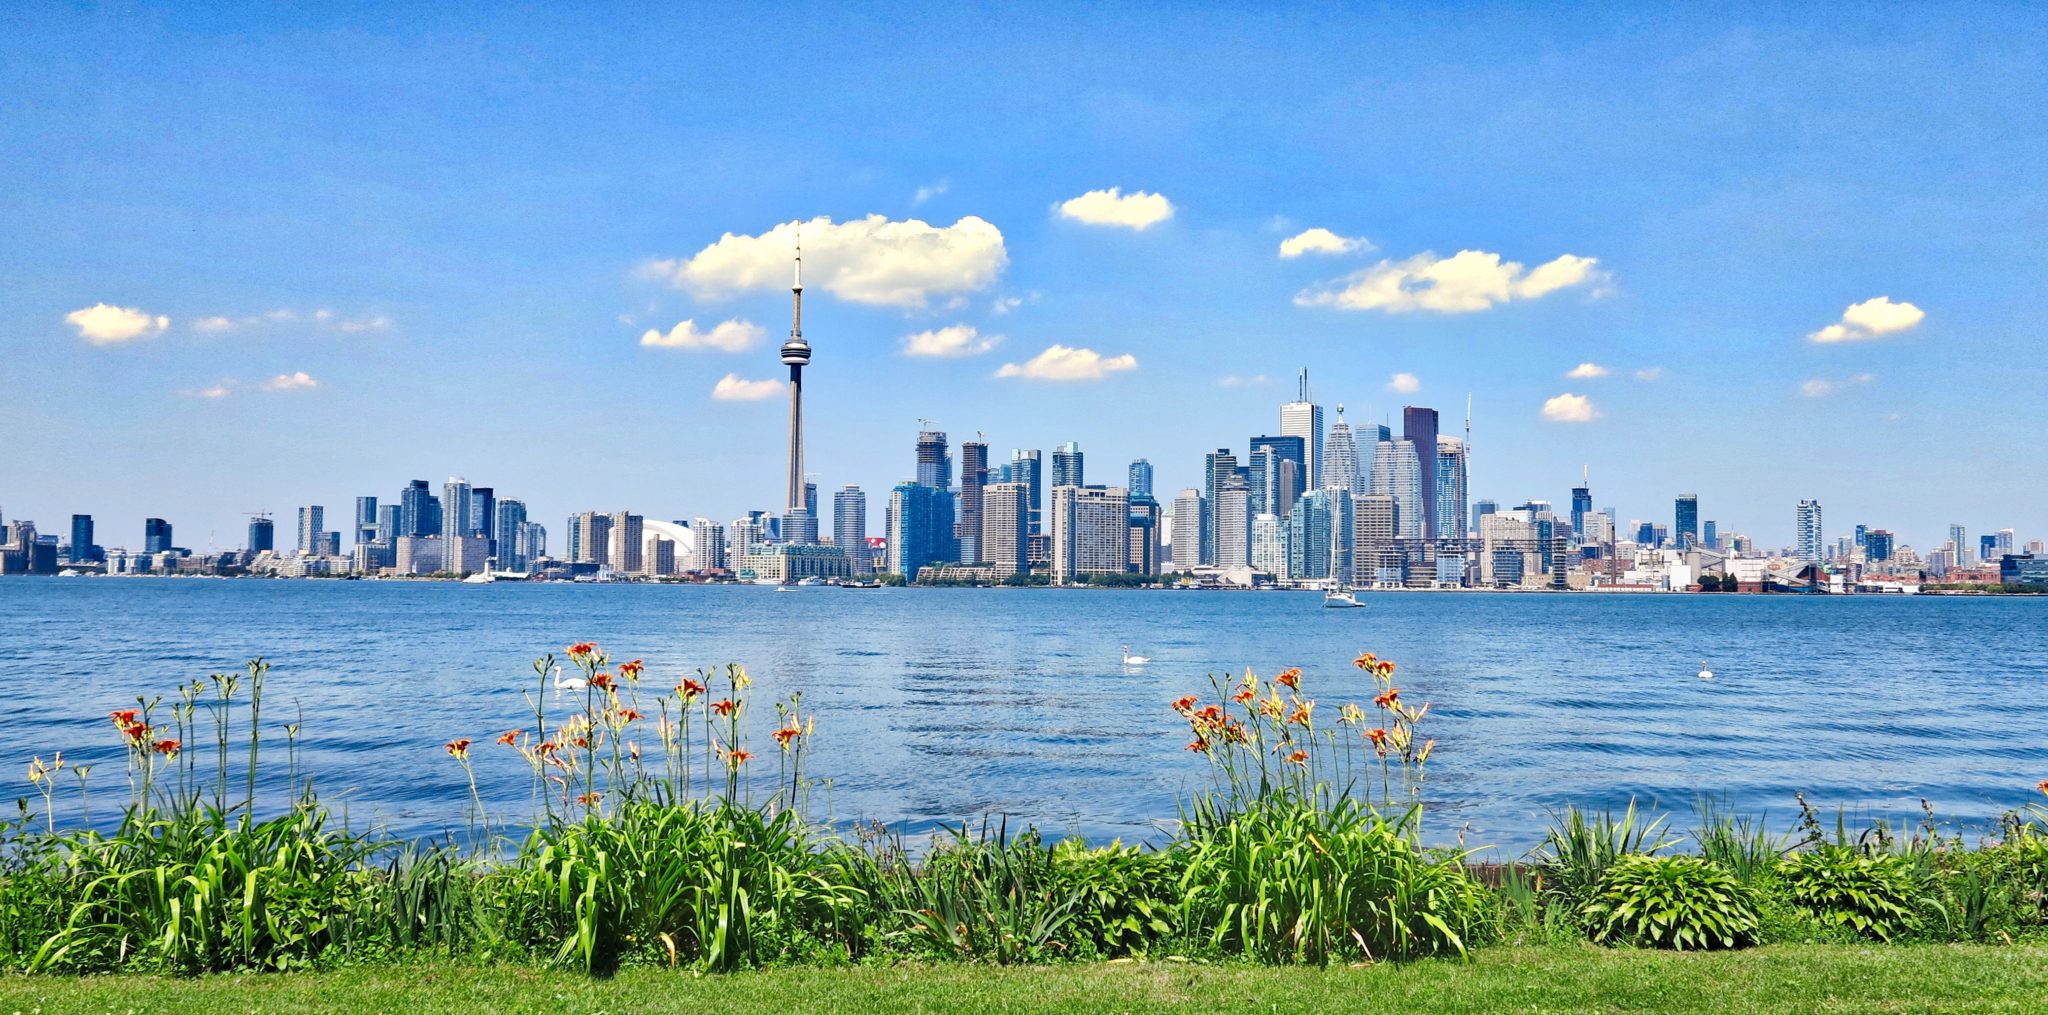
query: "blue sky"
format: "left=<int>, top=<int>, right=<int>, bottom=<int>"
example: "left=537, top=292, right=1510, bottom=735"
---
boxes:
left=5, top=2, right=2044, bottom=552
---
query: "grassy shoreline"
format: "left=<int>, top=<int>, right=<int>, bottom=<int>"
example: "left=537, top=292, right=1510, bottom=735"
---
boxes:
left=6, top=945, right=2048, bottom=1013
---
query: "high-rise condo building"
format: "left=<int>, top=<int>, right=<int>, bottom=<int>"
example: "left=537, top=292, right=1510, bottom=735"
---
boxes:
left=1049, top=485, right=1129, bottom=585
left=1472, top=499, right=1497, bottom=535
left=495, top=499, right=527, bottom=571
left=1050, top=441, right=1085, bottom=489
left=1702, top=520, right=1718, bottom=551
left=1950, top=523, right=1970, bottom=566
left=1127, top=459, right=1153, bottom=501
left=1212, top=477, right=1251, bottom=568
left=441, top=478, right=472, bottom=544
left=67, top=514, right=96, bottom=563
left=471, top=488, right=495, bottom=552
left=1285, top=489, right=1336, bottom=582
left=1248, top=435, right=1306, bottom=517
left=1569, top=472, right=1593, bottom=543
left=1370, top=439, right=1423, bottom=540
left=1354, top=493, right=1398, bottom=585
left=517, top=520, right=547, bottom=568
left=1170, top=489, right=1204, bottom=572
left=298, top=505, right=325, bottom=555
left=248, top=516, right=274, bottom=554
left=916, top=431, right=952, bottom=490
left=1010, top=449, right=1043, bottom=533
left=1796, top=500, right=1825, bottom=564
left=1675, top=494, right=1699, bottom=549
left=1324, top=406, right=1362, bottom=495
left=1435, top=435, right=1467, bottom=542
left=1280, top=369, right=1325, bottom=488
left=834, top=486, right=870, bottom=570
left=887, top=481, right=942, bottom=581
left=982, top=482, right=1030, bottom=577
left=1202, top=448, right=1239, bottom=564
left=692, top=519, right=726, bottom=571
left=354, top=497, right=378, bottom=549
left=608, top=512, right=644, bottom=575
left=1402, top=406, right=1440, bottom=539
left=376, top=504, right=400, bottom=543
left=1127, top=496, right=1160, bottom=575
left=576, top=511, right=613, bottom=567
left=400, top=480, right=435, bottom=537
left=958, top=442, right=987, bottom=562
left=1250, top=513, right=1285, bottom=575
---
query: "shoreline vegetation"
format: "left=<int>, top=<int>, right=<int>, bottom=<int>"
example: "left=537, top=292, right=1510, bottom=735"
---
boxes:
left=6, top=645, right=2046, bottom=995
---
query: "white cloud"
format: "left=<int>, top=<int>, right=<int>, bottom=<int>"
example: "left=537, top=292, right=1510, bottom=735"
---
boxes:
left=648, top=214, right=1007, bottom=309
left=912, top=180, right=949, bottom=205
left=185, top=309, right=391, bottom=334
left=1541, top=393, right=1599, bottom=423
left=1278, top=228, right=1372, bottom=259
left=1386, top=372, right=1421, bottom=394
left=1808, top=296, right=1925, bottom=343
left=1218, top=374, right=1270, bottom=388
left=902, top=324, right=1001, bottom=358
left=710, top=373, right=783, bottom=401
left=1566, top=362, right=1610, bottom=379
left=1054, top=187, right=1174, bottom=230
left=1801, top=373, right=1877, bottom=398
left=1294, top=249, right=1605, bottom=314
left=995, top=344, right=1138, bottom=381
left=1633, top=367, right=1666, bottom=382
left=193, top=315, right=236, bottom=333
left=182, top=381, right=235, bottom=399
left=262, top=371, right=319, bottom=392
left=65, top=303, right=168, bottom=344
left=639, top=318, right=764, bottom=352
left=334, top=314, right=391, bottom=333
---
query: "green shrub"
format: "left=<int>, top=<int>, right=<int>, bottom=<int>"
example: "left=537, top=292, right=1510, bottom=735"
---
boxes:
left=1178, top=795, right=1487, bottom=964
left=1536, top=801, right=1678, bottom=912
left=1048, top=838, right=1181, bottom=957
left=853, top=824, right=1082, bottom=964
left=1777, top=849, right=1922, bottom=942
left=1582, top=855, right=1760, bottom=950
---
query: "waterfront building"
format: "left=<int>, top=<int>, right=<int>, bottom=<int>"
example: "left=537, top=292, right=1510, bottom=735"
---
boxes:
left=608, top=512, right=644, bottom=575
left=444, top=533, right=487, bottom=576
left=441, top=478, right=472, bottom=545
left=374, top=504, right=399, bottom=543
left=781, top=507, right=819, bottom=546
left=1796, top=500, right=1825, bottom=564
left=395, top=534, right=444, bottom=574
left=247, top=516, right=274, bottom=554
left=1866, top=528, right=1895, bottom=562
left=887, top=481, right=943, bottom=581
left=645, top=535, right=676, bottom=576
left=1402, top=406, right=1440, bottom=539
left=1569, top=474, right=1593, bottom=544
left=1702, top=520, right=1718, bottom=551
left=1324, top=406, right=1362, bottom=495
left=1675, top=494, right=1699, bottom=549
left=144, top=517, right=174, bottom=553
left=297, top=505, right=325, bottom=556
left=1353, top=493, right=1398, bottom=585
left=957, top=442, right=987, bottom=562
left=1370, top=439, right=1424, bottom=540
left=1248, top=435, right=1307, bottom=517
left=576, top=511, right=613, bottom=567
left=1049, top=485, right=1129, bottom=584
left=1472, top=499, right=1497, bottom=535
left=2000, top=554, right=2048, bottom=587
left=471, top=488, right=495, bottom=555
left=1950, top=523, right=1970, bottom=566
left=1435, top=435, right=1468, bottom=542
left=494, top=499, right=528, bottom=571
left=1202, top=448, right=1239, bottom=564
left=1212, top=477, right=1250, bottom=568
left=1480, top=510, right=1545, bottom=589
left=1250, top=513, right=1285, bottom=575
left=1051, top=441, right=1084, bottom=488
left=517, top=520, right=547, bottom=567
left=1127, top=495, right=1160, bottom=576
left=834, top=486, right=870, bottom=571
left=730, top=516, right=767, bottom=560
left=67, top=514, right=97, bottom=564
left=1995, top=528, right=2016, bottom=557
left=982, top=482, right=1030, bottom=576
left=1285, top=489, right=1336, bottom=581
left=1127, top=459, right=1153, bottom=502
left=400, top=480, right=435, bottom=537
left=1010, top=449, right=1043, bottom=533
left=916, top=431, right=952, bottom=490
left=1169, top=489, right=1204, bottom=572
left=1279, top=369, right=1324, bottom=488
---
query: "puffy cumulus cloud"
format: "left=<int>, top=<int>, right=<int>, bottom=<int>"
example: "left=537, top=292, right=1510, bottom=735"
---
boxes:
left=1566, top=362, right=1610, bottom=379
left=639, top=318, right=764, bottom=352
left=648, top=215, right=1007, bottom=309
left=1295, top=250, right=1605, bottom=314
left=1055, top=187, right=1174, bottom=230
left=65, top=303, right=168, bottom=344
left=1541, top=392, right=1599, bottom=423
left=710, top=373, right=783, bottom=401
left=262, top=371, right=319, bottom=392
left=1218, top=374, right=1269, bottom=388
left=1278, top=228, right=1372, bottom=259
left=1808, top=296, right=1925, bottom=343
left=901, top=324, right=1001, bottom=358
left=1386, top=372, right=1421, bottom=393
left=995, top=344, right=1138, bottom=381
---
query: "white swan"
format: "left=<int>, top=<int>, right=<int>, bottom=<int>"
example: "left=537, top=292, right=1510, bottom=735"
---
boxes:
left=1122, top=645, right=1151, bottom=666
left=553, top=663, right=587, bottom=693
left=1698, top=659, right=1714, bottom=681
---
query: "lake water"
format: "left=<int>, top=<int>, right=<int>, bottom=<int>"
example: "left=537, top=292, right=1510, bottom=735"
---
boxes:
left=3, top=577, right=2044, bottom=851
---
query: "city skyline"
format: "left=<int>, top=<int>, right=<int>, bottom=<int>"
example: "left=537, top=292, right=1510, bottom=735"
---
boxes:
left=5, top=7, right=2045, bottom=547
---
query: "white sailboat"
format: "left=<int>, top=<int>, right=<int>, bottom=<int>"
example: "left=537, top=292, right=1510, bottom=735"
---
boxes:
left=1323, top=583, right=1364, bottom=609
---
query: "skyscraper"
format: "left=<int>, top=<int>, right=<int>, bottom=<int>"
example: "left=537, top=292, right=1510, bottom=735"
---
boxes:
left=1472, top=499, right=1498, bottom=535
left=471, top=487, right=495, bottom=552
left=958, top=441, right=987, bottom=563
left=441, top=478, right=472, bottom=544
left=1250, top=513, right=1286, bottom=575
left=1170, top=489, right=1204, bottom=572
left=144, top=518, right=173, bottom=553
left=1127, top=459, right=1153, bottom=501
left=247, top=515, right=274, bottom=554
left=67, top=514, right=95, bottom=563
left=1213, top=477, right=1251, bottom=568
left=1280, top=370, right=1324, bottom=488
left=834, top=486, right=869, bottom=571
left=1370, top=439, right=1423, bottom=540
left=1569, top=470, right=1593, bottom=543
left=1051, top=441, right=1085, bottom=489
left=1435, top=435, right=1467, bottom=542
left=298, top=505, right=325, bottom=555
left=1202, top=448, right=1239, bottom=565
left=1402, top=406, right=1440, bottom=539
left=1127, top=496, right=1160, bottom=576
left=1285, top=489, right=1335, bottom=581
left=400, top=480, right=435, bottom=537
left=782, top=243, right=812, bottom=536
left=982, top=482, right=1029, bottom=577
left=1011, top=449, right=1043, bottom=534
left=916, top=430, right=952, bottom=490
left=1049, top=485, right=1128, bottom=584
left=608, top=512, right=644, bottom=575
left=1248, top=435, right=1306, bottom=515
left=1702, top=520, right=1718, bottom=551
left=1675, top=494, right=1699, bottom=549
left=1324, top=406, right=1362, bottom=494
left=495, top=499, right=527, bottom=571
left=355, top=497, right=378, bottom=549
left=1796, top=500, right=1825, bottom=564
left=1950, top=523, right=1970, bottom=566
left=376, top=504, right=400, bottom=543
left=887, top=481, right=940, bottom=580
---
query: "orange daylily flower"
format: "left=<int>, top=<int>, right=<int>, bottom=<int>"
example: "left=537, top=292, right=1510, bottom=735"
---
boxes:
left=151, top=739, right=181, bottom=758
left=1284, top=749, right=1309, bottom=767
left=1171, top=695, right=1199, bottom=714
left=1353, top=652, right=1377, bottom=669
left=1232, top=687, right=1256, bottom=704
left=1374, top=688, right=1400, bottom=709
left=1375, top=660, right=1396, bottom=678
left=445, top=738, right=471, bottom=760
left=1275, top=667, right=1302, bottom=690
left=589, top=672, right=615, bottom=690
left=723, top=747, right=753, bottom=767
left=577, top=791, right=602, bottom=806
left=497, top=730, right=519, bottom=746
left=1288, top=700, right=1315, bottom=726
left=773, top=724, right=802, bottom=750
left=619, top=659, right=644, bottom=679
left=679, top=678, right=707, bottom=699
left=617, top=708, right=644, bottom=723
left=2038, top=778, right=2048, bottom=797
left=566, top=642, right=598, bottom=658
left=1185, top=738, right=1211, bottom=753
left=710, top=698, right=737, bottom=716
left=1367, top=727, right=1389, bottom=746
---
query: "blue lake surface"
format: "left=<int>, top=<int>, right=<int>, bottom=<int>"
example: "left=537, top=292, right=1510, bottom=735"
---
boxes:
left=2, top=577, right=2044, bottom=850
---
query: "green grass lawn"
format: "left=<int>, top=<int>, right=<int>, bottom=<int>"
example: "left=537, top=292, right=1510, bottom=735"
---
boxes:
left=5, top=944, right=2047, bottom=1014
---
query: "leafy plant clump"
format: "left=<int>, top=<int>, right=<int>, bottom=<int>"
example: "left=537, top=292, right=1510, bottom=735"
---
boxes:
left=1777, top=849, right=1923, bottom=942
left=1582, top=855, right=1760, bottom=950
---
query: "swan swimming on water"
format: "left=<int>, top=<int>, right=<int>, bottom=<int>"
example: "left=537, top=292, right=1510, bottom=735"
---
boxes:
left=1698, top=659, right=1714, bottom=681
left=1122, top=645, right=1151, bottom=666
left=553, top=663, right=588, bottom=693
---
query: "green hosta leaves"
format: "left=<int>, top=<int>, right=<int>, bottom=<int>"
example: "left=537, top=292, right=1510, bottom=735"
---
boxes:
left=1778, top=849, right=1922, bottom=942
left=1582, top=855, right=1760, bottom=951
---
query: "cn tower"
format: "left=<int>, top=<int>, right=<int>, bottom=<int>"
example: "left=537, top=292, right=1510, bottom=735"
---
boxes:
left=781, top=240, right=811, bottom=526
